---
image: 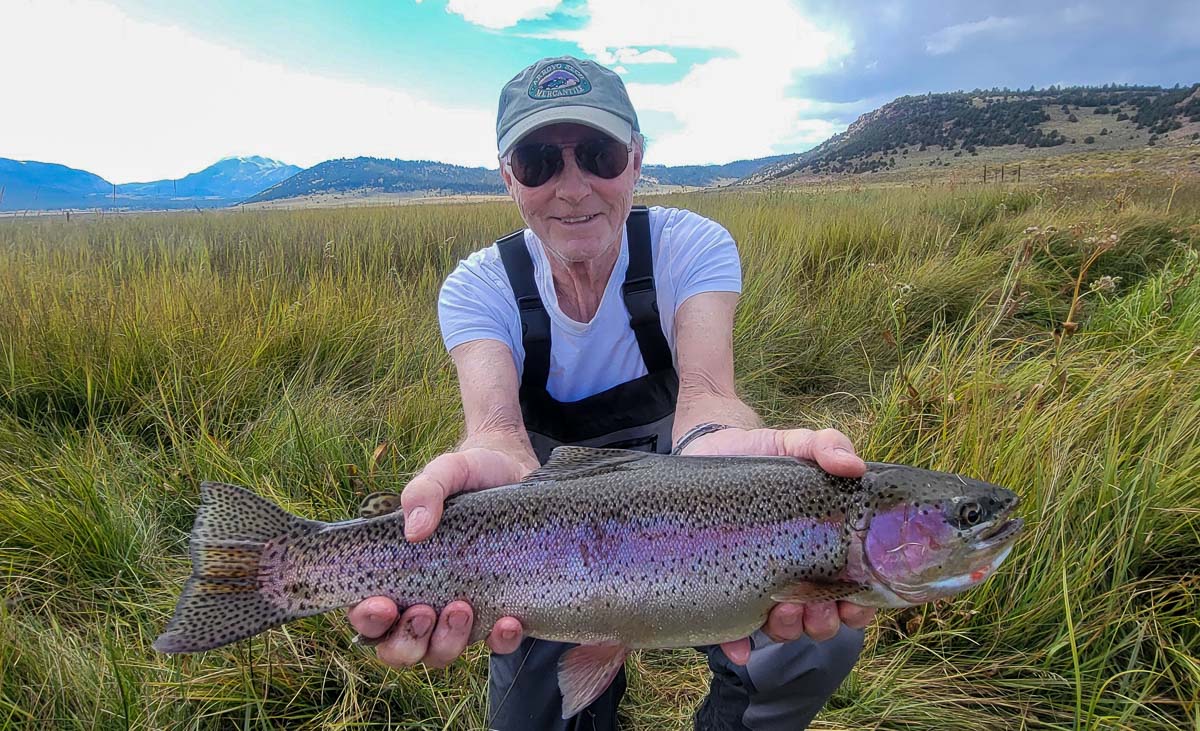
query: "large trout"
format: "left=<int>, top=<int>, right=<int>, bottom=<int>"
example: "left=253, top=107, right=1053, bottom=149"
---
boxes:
left=154, top=447, right=1022, bottom=717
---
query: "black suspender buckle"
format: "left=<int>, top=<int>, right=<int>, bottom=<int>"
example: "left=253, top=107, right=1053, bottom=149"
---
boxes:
left=621, top=275, right=659, bottom=328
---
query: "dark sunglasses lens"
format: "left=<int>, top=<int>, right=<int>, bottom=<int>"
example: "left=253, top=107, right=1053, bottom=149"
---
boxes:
left=576, top=139, right=629, bottom=179
left=511, top=144, right=562, bottom=187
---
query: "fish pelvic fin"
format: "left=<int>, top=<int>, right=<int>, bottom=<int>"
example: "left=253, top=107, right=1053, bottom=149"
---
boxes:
left=771, top=580, right=869, bottom=604
left=153, top=482, right=324, bottom=654
left=557, top=644, right=629, bottom=719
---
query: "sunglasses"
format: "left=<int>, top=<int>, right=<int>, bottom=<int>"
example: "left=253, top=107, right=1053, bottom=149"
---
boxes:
left=507, top=138, right=632, bottom=188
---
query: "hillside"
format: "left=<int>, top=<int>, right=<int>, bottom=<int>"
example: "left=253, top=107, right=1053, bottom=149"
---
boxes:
left=749, top=84, right=1200, bottom=183
left=243, top=157, right=505, bottom=203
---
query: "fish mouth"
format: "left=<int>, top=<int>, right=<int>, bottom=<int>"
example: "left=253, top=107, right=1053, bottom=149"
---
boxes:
left=971, top=497, right=1023, bottom=551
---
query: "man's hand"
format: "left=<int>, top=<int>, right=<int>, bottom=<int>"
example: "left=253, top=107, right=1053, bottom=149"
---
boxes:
left=347, top=447, right=529, bottom=668
left=679, top=425, right=878, bottom=665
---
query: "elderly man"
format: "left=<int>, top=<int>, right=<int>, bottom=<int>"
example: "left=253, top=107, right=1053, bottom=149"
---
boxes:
left=348, top=56, right=874, bottom=730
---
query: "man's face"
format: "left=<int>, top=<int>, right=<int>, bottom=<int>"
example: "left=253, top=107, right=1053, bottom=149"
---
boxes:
left=500, top=122, right=642, bottom=265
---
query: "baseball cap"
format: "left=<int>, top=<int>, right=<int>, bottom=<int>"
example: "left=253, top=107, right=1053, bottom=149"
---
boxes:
left=496, top=56, right=640, bottom=156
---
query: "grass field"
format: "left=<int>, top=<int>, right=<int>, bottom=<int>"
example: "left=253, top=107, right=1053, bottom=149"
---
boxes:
left=1, top=171, right=1198, bottom=730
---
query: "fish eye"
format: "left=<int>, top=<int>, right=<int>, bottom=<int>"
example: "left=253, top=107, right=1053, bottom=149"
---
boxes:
left=958, top=501, right=983, bottom=526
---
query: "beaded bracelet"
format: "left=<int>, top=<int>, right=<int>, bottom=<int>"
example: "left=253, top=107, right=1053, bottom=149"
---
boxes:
left=671, top=422, right=732, bottom=455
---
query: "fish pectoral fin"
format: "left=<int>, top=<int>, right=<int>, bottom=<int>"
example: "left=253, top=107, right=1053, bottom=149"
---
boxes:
left=358, top=492, right=402, bottom=519
left=556, top=643, right=629, bottom=719
left=771, top=580, right=868, bottom=604
left=523, top=447, right=655, bottom=483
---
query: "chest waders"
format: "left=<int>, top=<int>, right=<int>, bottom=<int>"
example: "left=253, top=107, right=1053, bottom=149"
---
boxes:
left=487, top=206, right=675, bottom=729
left=486, top=206, right=864, bottom=730
left=497, top=205, right=678, bottom=465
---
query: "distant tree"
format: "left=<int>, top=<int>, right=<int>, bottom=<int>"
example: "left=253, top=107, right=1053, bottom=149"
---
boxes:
left=1193, top=132, right=1200, bottom=140
left=1084, top=136, right=1096, bottom=144
left=1068, top=113, right=1079, bottom=122
left=1116, top=112, right=1130, bottom=121
left=1099, top=128, right=1109, bottom=136
left=1095, top=106, right=1110, bottom=114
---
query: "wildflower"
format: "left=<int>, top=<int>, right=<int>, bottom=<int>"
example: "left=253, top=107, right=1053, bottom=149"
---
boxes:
left=1089, top=275, right=1122, bottom=294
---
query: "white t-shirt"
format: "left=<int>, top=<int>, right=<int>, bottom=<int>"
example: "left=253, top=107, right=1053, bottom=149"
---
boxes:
left=438, top=206, right=741, bottom=402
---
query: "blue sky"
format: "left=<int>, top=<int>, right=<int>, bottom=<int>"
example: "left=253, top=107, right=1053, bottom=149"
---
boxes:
left=2, top=0, right=1197, bottom=182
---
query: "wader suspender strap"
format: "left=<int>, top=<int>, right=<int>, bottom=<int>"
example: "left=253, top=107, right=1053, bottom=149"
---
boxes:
left=496, top=230, right=552, bottom=393
left=496, top=206, right=672, bottom=393
left=621, top=207, right=673, bottom=374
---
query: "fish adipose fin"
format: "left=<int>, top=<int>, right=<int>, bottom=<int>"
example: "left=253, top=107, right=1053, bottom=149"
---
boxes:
left=771, top=580, right=867, bottom=604
left=557, top=643, right=630, bottom=719
left=523, top=447, right=654, bottom=483
left=153, top=482, right=324, bottom=654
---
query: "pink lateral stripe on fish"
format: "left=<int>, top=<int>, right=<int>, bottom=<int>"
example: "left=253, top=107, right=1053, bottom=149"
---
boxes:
left=154, top=446, right=1023, bottom=718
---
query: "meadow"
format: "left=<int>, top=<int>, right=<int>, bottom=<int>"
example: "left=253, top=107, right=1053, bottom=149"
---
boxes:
left=0, top=172, right=1197, bottom=729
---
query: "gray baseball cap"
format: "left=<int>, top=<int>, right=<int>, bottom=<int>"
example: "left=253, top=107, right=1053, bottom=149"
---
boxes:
left=496, top=56, right=640, bottom=156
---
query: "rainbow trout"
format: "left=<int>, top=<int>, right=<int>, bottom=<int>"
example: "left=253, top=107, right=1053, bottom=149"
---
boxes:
left=154, top=447, right=1022, bottom=717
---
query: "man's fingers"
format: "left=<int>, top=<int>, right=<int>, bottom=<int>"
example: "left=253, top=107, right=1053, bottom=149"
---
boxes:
left=838, top=602, right=877, bottom=630
left=375, top=605, right=436, bottom=668
left=763, top=602, right=806, bottom=643
left=348, top=596, right=399, bottom=638
left=802, top=601, right=840, bottom=642
left=719, top=637, right=752, bottom=666
left=486, top=616, right=525, bottom=655
left=422, top=601, right=474, bottom=668
left=810, top=428, right=866, bottom=478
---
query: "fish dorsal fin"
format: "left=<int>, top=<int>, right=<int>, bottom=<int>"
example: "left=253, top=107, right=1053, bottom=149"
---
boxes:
left=771, top=580, right=868, bottom=604
left=522, top=447, right=659, bottom=483
left=557, top=643, right=630, bottom=719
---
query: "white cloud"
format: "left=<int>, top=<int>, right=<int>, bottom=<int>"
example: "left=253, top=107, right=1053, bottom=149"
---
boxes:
left=925, top=16, right=1022, bottom=55
left=445, top=0, right=561, bottom=30
left=1, top=0, right=498, bottom=182
left=543, top=0, right=852, bottom=165
left=598, top=48, right=677, bottom=65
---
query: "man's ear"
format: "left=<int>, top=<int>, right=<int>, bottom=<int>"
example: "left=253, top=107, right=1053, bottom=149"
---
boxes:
left=631, top=143, right=643, bottom=178
left=499, top=162, right=517, bottom=199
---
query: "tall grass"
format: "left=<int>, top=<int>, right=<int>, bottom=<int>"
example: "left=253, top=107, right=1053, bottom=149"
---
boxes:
left=1, top=178, right=1197, bottom=729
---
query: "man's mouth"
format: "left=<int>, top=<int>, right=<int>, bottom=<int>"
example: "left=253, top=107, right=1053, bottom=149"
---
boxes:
left=557, top=214, right=598, bottom=225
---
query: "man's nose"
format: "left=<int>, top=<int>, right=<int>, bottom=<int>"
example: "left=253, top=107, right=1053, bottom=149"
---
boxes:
left=554, top=149, right=590, bottom=202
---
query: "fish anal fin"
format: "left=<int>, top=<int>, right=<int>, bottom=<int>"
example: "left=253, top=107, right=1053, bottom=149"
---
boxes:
left=556, top=643, right=629, bottom=719
left=771, top=580, right=867, bottom=604
left=523, top=447, right=655, bottom=483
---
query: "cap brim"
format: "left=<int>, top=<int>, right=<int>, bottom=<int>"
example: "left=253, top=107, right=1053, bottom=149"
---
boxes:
left=498, top=106, right=632, bottom=156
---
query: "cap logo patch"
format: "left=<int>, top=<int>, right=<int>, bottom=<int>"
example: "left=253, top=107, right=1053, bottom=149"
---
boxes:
left=529, top=61, right=591, bottom=99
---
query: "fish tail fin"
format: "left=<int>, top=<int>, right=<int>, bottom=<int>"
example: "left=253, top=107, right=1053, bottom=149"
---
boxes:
left=153, top=481, right=323, bottom=654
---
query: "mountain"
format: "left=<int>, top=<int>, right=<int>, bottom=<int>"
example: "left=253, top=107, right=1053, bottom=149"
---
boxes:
left=746, top=84, right=1200, bottom=183
left=121, top=156, right=301, bottom=201
left=244, top=157, right=505, bottom=203
left=0, top=159, right=112, bottom=210
left=243, top=154, right=793, bottom=204
left=0, top=156, right=300, bottom=211
left=639, top=155, right=795, bottom=188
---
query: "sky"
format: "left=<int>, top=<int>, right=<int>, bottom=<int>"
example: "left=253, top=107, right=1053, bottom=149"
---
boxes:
left=2, top=0, right=1197, bottom=183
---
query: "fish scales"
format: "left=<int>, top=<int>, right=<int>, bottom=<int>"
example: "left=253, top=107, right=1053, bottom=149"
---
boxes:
left=263, top=454, right=858, bottom=648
